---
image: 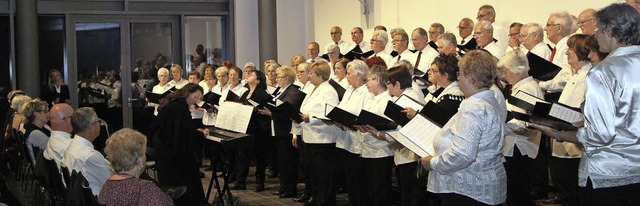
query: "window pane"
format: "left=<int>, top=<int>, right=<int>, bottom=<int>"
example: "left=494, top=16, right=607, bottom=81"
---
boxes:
left=38, top=16, right=66, bottom=105
left=0, top=16, right=10, bottom=91
left=184, top=16, right=224, bottom=75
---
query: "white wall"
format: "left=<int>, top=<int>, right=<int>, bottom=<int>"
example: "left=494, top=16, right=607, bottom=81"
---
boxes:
left=275, top=0, right=314, bottom=67
left=234, top=0, right=260, bottom=70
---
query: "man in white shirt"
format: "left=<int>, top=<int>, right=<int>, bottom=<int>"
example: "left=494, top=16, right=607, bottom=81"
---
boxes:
left=539, top=12, right=573, bottom=93
left=43, top=103, right=74, bottom=167
left=506, top=22, right=525, bottom=54
left=391, top=29, right=416, bottom=66
left=350, top=27, right=371, bottom=53
left=475, top=21, right=505, bottom=59
left=436, top=33, right=459, bottom=57
left=411, top=28, right=440, bottom=73
left=428, top=23, right=445, bottom=51
left=520, top=23, right=552, bottom=60
left=458, top=18, right=475, bottom=51
left=62, top=107, right=112, bottom=196
left=369, top=30, right=392, bottom=67
left=324, top=26, right=353, bottom=56
left=306, top=42, right=325, bottom=63
left=477, top=4, right=508, bottom=50
left=577, top=8, right=597, bottom=35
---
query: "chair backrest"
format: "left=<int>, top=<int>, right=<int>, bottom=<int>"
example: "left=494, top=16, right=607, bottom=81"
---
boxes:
left=43, top=157, right=66, bottom=199
left=64, top=170, right=98, bottom=206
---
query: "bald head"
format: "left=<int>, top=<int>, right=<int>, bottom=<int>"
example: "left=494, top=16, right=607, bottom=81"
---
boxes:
left=578, top=8, right=597, bottom=35
left=50, top=103, right=74, bottom=133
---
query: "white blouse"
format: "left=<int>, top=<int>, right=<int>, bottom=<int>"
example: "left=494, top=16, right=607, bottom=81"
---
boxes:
left=552, top=63, right=591, bottom=159
left=300, top=81, right=340, bottom=144
left=360, top=91, right=394, bottom=158
left=428, top=90, right=507, bottom=205
left=335, top=85, right=369, bottom=154
left=504, top=77, right=544, bottom=158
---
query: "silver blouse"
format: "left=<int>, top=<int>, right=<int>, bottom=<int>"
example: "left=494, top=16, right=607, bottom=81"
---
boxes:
left=428, top=90, right=507, bottom=205
left=577, top=45, right=640, bottom=189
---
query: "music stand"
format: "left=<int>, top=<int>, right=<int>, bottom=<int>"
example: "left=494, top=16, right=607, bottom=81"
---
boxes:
left=205, top=126, right=250, bottom=206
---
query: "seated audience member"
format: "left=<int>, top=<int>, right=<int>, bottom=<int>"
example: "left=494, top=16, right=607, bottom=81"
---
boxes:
left=22, top=100, right=51, bottom=166
left=98, top=128, right=173, bottom=206
left=43, top=103, right=74, bottom=167
left=10, top=94, right=32, bottom=132
left=63, top=107, right=113, bottom=196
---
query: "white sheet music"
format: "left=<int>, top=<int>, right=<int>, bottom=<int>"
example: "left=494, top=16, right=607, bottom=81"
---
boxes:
left=514, top=90, right=548, bottom=106
left=388, top=114, right=440, bottom=157
left=549, top=103, right=583, bottom=124
left=214, top=101, right=253, bottom=133
left=395, top=94, right=424, bottom=111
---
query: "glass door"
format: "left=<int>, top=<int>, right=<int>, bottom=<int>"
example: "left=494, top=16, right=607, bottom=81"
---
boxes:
left=68, top=15, right=180, bottom=136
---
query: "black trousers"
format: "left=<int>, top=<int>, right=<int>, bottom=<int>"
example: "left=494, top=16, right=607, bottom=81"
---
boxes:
left=504, top=147, right=534, bottom=206
left=397, top=161, right=425, bottom=206
left=306, top=143, right=336, bottom=206
left=362, top=156, right=393, bottom=206
left=579, top=179, right=640, bottom=206
left=439, top=193, right=499, bottom=206
left=253, top=130, right=272, bottom=183
left=530, top=135, right=551, bottom=199
left=340, top=149, right=365, bottom=206
left=549, top=156, right=580, bottom=206
left=299, top=136, right=313, bottom=196
left=225, top=136, right=252, bottom=184
left=274, top=135, right=298, bottom=194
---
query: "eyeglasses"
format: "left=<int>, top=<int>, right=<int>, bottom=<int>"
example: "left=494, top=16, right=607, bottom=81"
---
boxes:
left=476, top=12, right=491, bottom=20
left=330, top=32, right=341, bottom=35
left=508, top=32, right=520, bottom=38
left=392, top=39, right=406, bottom=44
left=457, top=26, right=468, bottom=30
left=545, top=23, right=560, bottom=27
left=517, top=33, right=532, bottom=39
left=473, top=31, right=484, bottom=36
left=577, top=18, right=594, bottom=26
left=370, top=39, right=382, bottom=43
left=350, top=32, right=361, bottom=35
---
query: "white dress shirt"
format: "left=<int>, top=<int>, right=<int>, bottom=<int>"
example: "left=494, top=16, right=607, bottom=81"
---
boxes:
left=392, top=49, right=417, bottom=66
left=552, top=63, right=591, bottom=158
left=414, top=46, right=440, bottom=73
left=493, top=23, right=509, bottom=51
left=428, top=90, right=507, bottom=205
left=361, top=91, right=395, bottom=158
left=370, top=50, right=393, bottom=69
left=577, top=45, right=640, bottom=189
left=63, top=135, right=112, bottom=196
left=325, top=39, right=353, bottom=55
left=306, top=56, right=327, bottom=63
left=483, top=41, right=506, bottom=59
left=539, top=35, right=571, bottom=92
left=529, top=42, right=553, bottom=60
left=168, top=78, right=189, bottom=89
left=504, top=77, right=544, bottom=158
left=43, top=131, right=73, bottom=166
left=300, top=81, right=340, bottom=144
left=350, top=40, right=372, bottom=53
left=335, top=85, right=369, bottom=154
left=390, top=88, right=426, bottom=165
left=332, top=76, right=349, bottom=89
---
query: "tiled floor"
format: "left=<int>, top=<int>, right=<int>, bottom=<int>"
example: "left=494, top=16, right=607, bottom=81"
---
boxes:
left=197, top=166, right=349, bottom=206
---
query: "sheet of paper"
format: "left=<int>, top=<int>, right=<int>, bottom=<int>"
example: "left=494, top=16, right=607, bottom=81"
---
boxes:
left=395, top=94, right=424, bottom=111
left=214, top=101, right=253, bottom=133
left=549, top=103, right=583, bottom=124
left=513, top=90, right=547, bottom=106
left=398, top=114, right=440, bottom=156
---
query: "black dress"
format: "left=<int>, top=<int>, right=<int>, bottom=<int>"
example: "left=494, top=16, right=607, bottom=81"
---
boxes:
left=239, top=88, right=273, bottom=184
left=41, top=85, right=70, bottom=106
left=153, top=98, right=205, bottom=206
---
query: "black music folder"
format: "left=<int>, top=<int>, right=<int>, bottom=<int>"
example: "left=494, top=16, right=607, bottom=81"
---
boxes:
left=328, top=79, right=346, bottom=101
left=146, top=87, right=176, bottom=104
left=225, top=90, right=241, bottom=102
left=354, top=110, right=398, bottom=131
left=510, top=102, right=581, bottom=131
left=507, top=90, right=546, bottom=111
left=324, top=104, right=358, bottom=130
left=344, top=50, right=374, bottom=61
left=269, top=100, right=303, bottom=123
left=457, top=38, right=478, bottom=52
left=527, top=52, right=562, bottom=81
left=203, top=91, right=222, bottom=106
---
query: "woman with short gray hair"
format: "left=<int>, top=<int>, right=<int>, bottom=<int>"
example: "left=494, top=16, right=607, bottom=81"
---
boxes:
left=98, top=128, right=173, bottom=206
